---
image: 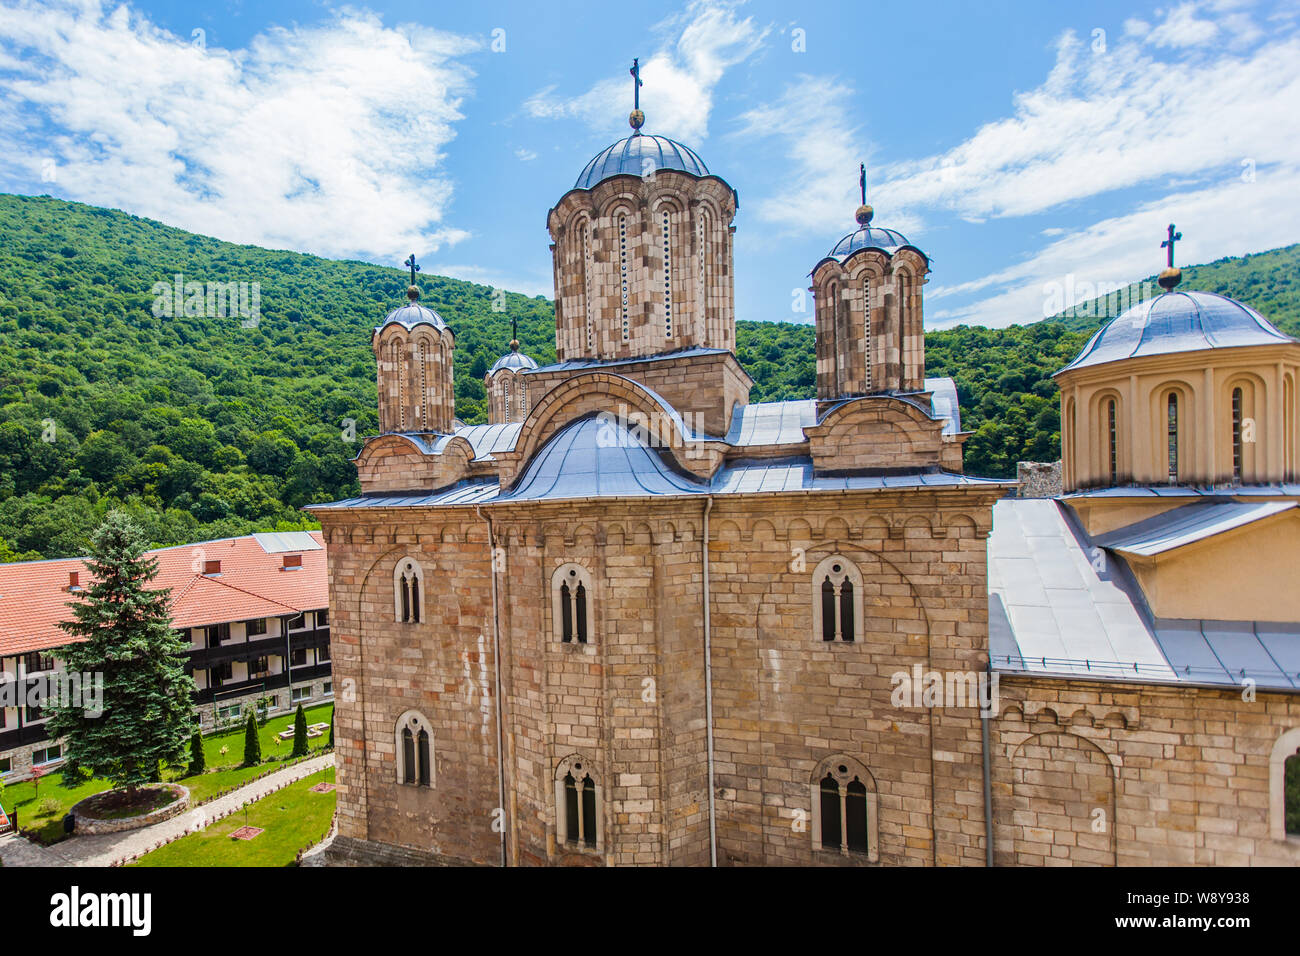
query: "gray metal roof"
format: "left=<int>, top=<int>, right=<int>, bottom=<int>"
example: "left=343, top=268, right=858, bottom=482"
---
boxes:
left=826, top=224, right=914, bottom=260
left=251, top=531, right=323, bottom=554
left=488, top=348, right=539, bottom=374
left=452, top=422, right=524, bottom=459
left=574, top=134, right=709, bottom=190
left=989, top=498, right=1300, bottom=691
left=924, top=377, right=962, bottom=436
left=1092, top=500, right=1296, bottom=556
left=1063, top=483, right=1300, bottom=499
left=1060, top=291, right=1293, bottom=372
left=531, top=346, right=731, bottom=375
left=724, top=400, right=817, bottom=446
left=501, top=414, right=706, bottom=501
left=375, top=300, right=447, bottom=334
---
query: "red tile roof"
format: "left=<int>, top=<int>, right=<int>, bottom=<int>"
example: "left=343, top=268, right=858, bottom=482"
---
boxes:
left=0, top=532, right=327, bottom=658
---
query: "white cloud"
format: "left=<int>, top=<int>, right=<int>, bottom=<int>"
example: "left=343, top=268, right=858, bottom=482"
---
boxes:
left=926, top=164, right=1300, bottom=329
left=0, top=0, right=479, bottom=264
left=515, top=148, right=537, bottom=162
left=1146, top=2, right=1220, bottom=47
left=522, top=0, right=768, bottom=143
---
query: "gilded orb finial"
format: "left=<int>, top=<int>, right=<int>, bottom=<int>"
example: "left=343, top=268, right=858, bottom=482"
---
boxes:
left=407, top=285, right=420, bottom=301
left=629, top=109, right=645, bottom=131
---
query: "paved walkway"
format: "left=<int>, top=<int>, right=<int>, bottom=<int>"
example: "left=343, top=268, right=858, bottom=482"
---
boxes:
left=0, top=753, right=334, bottom=867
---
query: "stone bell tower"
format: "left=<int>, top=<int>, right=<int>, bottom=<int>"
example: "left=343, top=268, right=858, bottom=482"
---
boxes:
left=373, top=255, right=456, bottom=434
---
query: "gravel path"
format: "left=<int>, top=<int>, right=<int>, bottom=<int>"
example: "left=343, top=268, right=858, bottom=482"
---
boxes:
left=0, top=753, right=334, bottom=867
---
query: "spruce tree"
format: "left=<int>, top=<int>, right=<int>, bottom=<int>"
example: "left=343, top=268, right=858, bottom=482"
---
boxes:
left=188, top=729, right=205, bottom=776
left=291, top=703, right=308, bottom=758
left=328, top=706, right=334, bottom=748
left=243, top=710, right=261, bottom=766
left=47, top=512, right=196, bottom=793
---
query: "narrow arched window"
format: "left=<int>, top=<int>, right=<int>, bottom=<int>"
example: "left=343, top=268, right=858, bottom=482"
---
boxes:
left=1167, top=393, right=1179, bottom=483
left=1286, top=752, right=1300, bottom=836
left=518, top=380, right=528, bottom=417
left=394, top=558, right=424, bottom=624
left=503, top=377, right=511, bottom=420
left=402, top=727, right=416, bottom=785
left=813, top=556, right=863, bottom=643
left=556, top=755, right=601, bottom=851
left=1232, top=387, right=1244, bottom=482
left=661, top=207, right=674, bottom=338
left=618, top=214, right=630, bottom=342
left=581, top=217, right=594, bottom=353
left=1107, top=398, right=1118, bottom=485
left=395, top=711, right=434, bottom=787
left=845, top=778, right=868, bottom=853
left=552, top=564, right=594, bottom=645
left=862, top=277, right=872, bottom=390
left=417, top=729, right=431, bottom=787
left=419, top=340, right=429, bottom=428
left=819, top=773, right=841, bottom=850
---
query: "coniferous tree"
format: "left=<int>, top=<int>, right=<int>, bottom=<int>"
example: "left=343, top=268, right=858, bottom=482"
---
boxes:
left=291, top=703, right=308, bottom=758
left=188, top=729, right=205, bottom=776
left=243, top=710, right=261, bottom=767
left=47, top=512, right=196, bottom=792
left=328, top=706, right=334, bottom=748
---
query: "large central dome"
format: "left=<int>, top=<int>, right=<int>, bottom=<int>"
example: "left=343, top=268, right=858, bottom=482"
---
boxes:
left=574, top=133, right=709, bottom=190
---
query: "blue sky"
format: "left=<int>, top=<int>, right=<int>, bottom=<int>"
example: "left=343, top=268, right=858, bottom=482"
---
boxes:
left=1, top=0, right=1297, bottom=329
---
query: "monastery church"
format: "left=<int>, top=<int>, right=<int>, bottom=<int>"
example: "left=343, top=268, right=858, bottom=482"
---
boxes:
left=309, top=69, right=1300, bottom=866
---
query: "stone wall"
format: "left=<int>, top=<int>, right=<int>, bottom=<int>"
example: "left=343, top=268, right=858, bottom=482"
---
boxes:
left=1015, top=461, right=1062, bottom=498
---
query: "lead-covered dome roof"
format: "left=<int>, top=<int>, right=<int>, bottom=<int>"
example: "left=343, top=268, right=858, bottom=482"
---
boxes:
left=489, top=346, right=539, bottom=374
left=377, top=289, right=447, bottom=334
left=1060, top=290, right=1294, bottom=372
left=827, top=225, right=914, bottom=259
left=574, top=133, right=709, bottom=190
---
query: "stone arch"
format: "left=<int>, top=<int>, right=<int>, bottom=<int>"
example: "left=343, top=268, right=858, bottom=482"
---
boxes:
left=1268, top=726, right=1300, bottom=841
left=394, top=709, right=434, bottom=787
left=810, top=754, right=879, bottom=862
left=1005, top=730, right=1117, bottom=866
left=554, top=752, right=603, bottom=852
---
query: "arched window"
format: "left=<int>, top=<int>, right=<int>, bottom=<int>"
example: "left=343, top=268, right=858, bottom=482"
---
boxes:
left=812, top=556, right=864, bottom=643
left=1167, top=393, right=1179, bottom=483
left=552, top=563, right=594, bottom=644
left=1107, top=398, right=1118, bottom=485
left=1232, top=386, right=1244, bottom=482
left=696, top=210, right=708, bottom=342
left=518, top=379, right=528, bottom=417
left=394, top=558, right=424, bottom=624
left=418, top=339, right=431, bottom=429
left=395, top=710, right=434, bottom=787
left=661, top=207, right=674, bottom=338
left=1269, top=728, right=1300, bottom=840
left=811, top=756, right=878, bottom=860
left=581, top=218, right=594, bottom=352
left=503, top=377, right=511, bottom=421
left=555, top=754, right=602, bottom=851
left=618, top=214, right=630, bottom=342
left=862, top=276, right=872, bottom=390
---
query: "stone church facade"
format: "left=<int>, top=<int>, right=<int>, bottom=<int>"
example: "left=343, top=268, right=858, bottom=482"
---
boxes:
left=311, top=98, right=1300, bottom=866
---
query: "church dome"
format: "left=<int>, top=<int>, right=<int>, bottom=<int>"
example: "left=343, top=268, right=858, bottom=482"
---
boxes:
left=827, top=225, right=914, bottom=260
left=376, top=286, right=446, bottom=334
left=574, top=134, right=709, bottom=190
left=1060, top=290, right=1294, bottom=372
left=489, top=345, right=539, bottom=374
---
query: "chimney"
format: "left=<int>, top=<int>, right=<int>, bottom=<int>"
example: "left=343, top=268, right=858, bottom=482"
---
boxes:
left=282, top=554, right=302, bottom=570
left=203, top=559, right=221, bottom=575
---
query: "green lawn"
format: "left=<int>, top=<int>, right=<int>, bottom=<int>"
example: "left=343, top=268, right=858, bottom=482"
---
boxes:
left=129, top=768, right=336, bottom=867
left=1, top=702, right=334, bottom=844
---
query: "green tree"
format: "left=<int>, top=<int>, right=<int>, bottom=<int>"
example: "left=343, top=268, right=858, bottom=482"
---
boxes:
left=243, top=711, right=261, bottom=767
left=328, top=706, right=334, bottom=748
left=188, top=729, right=205, bottom=776
left=46, top=511, right=196, bottom=792
left=291, top=703, right=309, bottom=758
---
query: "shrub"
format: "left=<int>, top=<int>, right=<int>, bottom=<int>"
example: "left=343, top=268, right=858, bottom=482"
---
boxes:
left=188, top=729, right=205, bottom=775
left=291, top=704, right=308, bottom=758
left=243, top=711, right=261, bottom=767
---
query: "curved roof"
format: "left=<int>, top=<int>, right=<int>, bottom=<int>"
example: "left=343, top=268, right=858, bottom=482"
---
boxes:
left=574, top=133, right=709, bottom=190
left=1060, top=290, right=1294, bottom=373
left=376, top=300, right=447, bottom=334
left=489, top=348, right=539, bottom=374
left=502, top=413, right=706, bottom=501
left=827, top=225, right=914, bottom=260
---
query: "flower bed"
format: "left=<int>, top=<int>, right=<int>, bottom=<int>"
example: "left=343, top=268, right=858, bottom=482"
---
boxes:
left=70, top=784, right=189, bottom=835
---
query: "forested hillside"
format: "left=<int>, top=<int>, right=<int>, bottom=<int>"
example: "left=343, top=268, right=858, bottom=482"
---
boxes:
left=0, top=193, right=1293, bottom=558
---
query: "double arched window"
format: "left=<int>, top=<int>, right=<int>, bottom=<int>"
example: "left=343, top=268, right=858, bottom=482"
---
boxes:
left=555, top=754, right=601, bottom=851
left=395, top=710, right=433, bottom=787
left=552, top=563, right=594, bottom=644
left=394, top=557, right=424, bottom=624
left=811, top=755, right=878, bottom=860
left=812, top=556, right=864, bottom=643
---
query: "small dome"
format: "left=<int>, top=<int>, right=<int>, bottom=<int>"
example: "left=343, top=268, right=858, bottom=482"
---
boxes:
left=377, top=299, right=446, bottom=334
left=503, top=414, right=705, bottom=501
left=827, top=225, right=913, bottom=260
left=574, top=134, right=709, bottom=190
left=489, top=347, right=539, bottom=374
left=1061, top=291, right=1294, bottom=372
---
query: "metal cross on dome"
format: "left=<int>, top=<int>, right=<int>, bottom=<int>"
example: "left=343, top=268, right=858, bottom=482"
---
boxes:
left=404, top=254, right=420, bottom=286
left=1161, top=223, right=1182, bottom=268
left=630, top=58, right=642, bottom=110
left=859, top=163, right=867, bottom=206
